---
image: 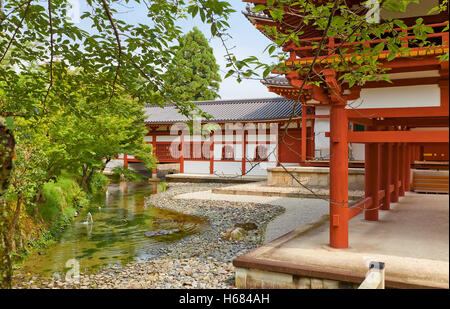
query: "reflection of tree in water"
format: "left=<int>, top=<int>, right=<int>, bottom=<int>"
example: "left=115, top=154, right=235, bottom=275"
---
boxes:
left=22, top=183, right=208, bottom=276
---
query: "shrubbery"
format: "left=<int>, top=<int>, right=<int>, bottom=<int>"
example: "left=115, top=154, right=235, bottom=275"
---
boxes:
left=111, top=167, right=145, bottom=182
left=13, top=173, right=108, bottom=264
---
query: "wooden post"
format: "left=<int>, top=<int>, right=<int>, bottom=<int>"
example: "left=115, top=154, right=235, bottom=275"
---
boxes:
left=123, top=154, right=128, bottom=170
left=210, top=132, right=214, bottom=175
left=381, top=143, right=392, bottom=210
left=405, top=144, right=411, bottom=192
left=391, top=143, right=400, bottom=203
left=152, top=133, right=157, bottom=178
left=180, top=132, right=184, bottom=174
left=242, top=130, right=246, bottom=176
left=329, top=104, right=349, bottom=248
left=365, top=142, right=380, bottom=221
left=399, top=143, right=405, bottom=197
left=301, top=105, right=307, bottom=162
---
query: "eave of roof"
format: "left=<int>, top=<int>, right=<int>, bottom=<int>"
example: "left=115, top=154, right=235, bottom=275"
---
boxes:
left=143, top=97, right=302, bottom=124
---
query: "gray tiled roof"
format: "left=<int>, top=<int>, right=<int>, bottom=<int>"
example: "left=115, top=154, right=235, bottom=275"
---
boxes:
left=242, top=3, right=271, bottom=21
left=144, top=97, right=302, bottom=124
left=261, top=76, right=292, bottom=87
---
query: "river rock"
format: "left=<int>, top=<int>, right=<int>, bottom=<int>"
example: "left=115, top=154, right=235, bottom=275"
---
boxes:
left=222, top=227, right=247, bottom=241
left=145, top=229, right=180, bottom=237
left=234, top=222, right=258, bottom=231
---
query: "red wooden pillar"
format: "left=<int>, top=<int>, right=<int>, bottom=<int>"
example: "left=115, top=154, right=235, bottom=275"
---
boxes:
left=301, top=105, right=307, bottom=162
left=365, top=142, right=380, bottom=221
left=381, top=143, right=392, bottom=210
left=152, top=133, right=157, bottom=178
left=180, top=133, right=184, bottom=174
left=391, top=143, right=400, bottom=203
left=123, top=154, right=128, bottom=170
left=329, top=104, right=349, bottom=249
left=399, top=143, right=405, bottom=196
left=210, top=132, right=214, bottom=175
left=241, top=130, right=247, bottom=176
left=405, top=143, right=411, bottom=192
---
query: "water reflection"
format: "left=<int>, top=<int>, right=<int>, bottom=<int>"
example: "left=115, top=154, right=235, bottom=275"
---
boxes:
left=21, top=182, right=208, bottom=276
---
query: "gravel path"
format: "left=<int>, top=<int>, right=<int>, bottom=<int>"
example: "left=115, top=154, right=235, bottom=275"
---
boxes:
left=174, top=190, right=329, bottom=243
left=13, top=182, right=284, bottom=289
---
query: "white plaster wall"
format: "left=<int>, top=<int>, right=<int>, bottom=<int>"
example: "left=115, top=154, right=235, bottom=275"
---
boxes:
left=314, top=106, right=331, bottom=159
left=348, top=85, right=441, bottom=109
left=213, top=161, right=242, bottom=176
left=183, top=161, right=210, bottom=174
left=213, top=144, right=243, bottom=160
left=104, top=159, right=124, bottom=172
left=157, top=135, right=180, bottom=142
left=247, top=134, right=278, bottom=142
left=350, top=143, right=365, bottom=161
left=245, top=161, right=277, bottom=176
left=246, top=143, right=277, bottom=162
left=280, top=163, right=300, bottom=166
left=222, top=135, right=242, bottom=142
left=144, top=136, right=152, bottom=142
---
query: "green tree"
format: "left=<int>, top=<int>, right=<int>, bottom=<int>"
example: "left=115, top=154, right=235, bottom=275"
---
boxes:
left=164, top=27, right=222, bottom=101
left=0, top=1, right=235, bottom=287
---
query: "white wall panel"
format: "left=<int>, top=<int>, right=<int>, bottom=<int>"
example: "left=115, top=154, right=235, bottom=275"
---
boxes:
left=348, top=85, right=440, bottom=109
left=213, top=161, right=242, bottom=176
left=314, top=118, right=330, bottom=159
left=157, top=135, right=180, bottom=142
left=184, top=161, right=210, bottom=174
left=245, top=161, right=277, bottom=176
left=350, top=143, right=365, bottom=161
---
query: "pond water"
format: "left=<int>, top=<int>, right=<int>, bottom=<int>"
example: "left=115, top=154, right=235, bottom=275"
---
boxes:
left=20, top=182, right=209, bottom=277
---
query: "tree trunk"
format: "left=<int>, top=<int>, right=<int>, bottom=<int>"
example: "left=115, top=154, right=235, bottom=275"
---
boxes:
left=33, top=189, right=42, bottom=218
left=0, top=120, right=15, bottom=288
left=80, top=165, right=88, bottom=191
left=7, top=194, right=22, bottom=254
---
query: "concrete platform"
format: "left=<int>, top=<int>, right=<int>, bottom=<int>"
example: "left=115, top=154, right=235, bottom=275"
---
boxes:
left=165, top=173, right=266, bottom=183
left=234, top=192, right=449, bottom=289
left=213, top=181, right=364, bottom=200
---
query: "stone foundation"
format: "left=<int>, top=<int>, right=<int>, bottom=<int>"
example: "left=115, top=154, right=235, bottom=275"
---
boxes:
left=235, top=268, right=358, bottom=289
left=267, top=166, right=365, bottom=191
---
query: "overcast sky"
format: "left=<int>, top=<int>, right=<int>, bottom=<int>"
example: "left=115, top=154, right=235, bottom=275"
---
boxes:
left=76, top=0, right=279, bottom=100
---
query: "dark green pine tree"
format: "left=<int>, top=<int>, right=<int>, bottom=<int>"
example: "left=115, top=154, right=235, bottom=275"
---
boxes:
left=165, top=27, right=221, bottom=102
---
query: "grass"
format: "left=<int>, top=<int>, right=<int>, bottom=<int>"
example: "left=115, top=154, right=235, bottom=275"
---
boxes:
left=12, top=172, right=109, bottom=265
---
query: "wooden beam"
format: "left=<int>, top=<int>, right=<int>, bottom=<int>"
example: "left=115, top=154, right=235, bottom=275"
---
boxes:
left=346, top=105, right=449, bottom=119
left=348, top=130, right=449, bottom=143
left=364, top=117, right=449, bottom=128
left=349, top=197, right=372, bottom=220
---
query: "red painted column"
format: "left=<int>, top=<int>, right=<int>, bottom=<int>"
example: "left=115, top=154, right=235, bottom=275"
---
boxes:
left=123, top=154, right=128, bottom=170
left=365, top=141, right=380, bottom=221
left=180, top=133, right=184, bottom=174
left=152, top=134, right=157, bottom=178
left=381, top=143, right=392, bottom=210
left=391, top=143, right=400, bottom=203
left=210, top=132, right=214, bottom=175
left=405, top=143, right=411, bottom=192
left=399, top=143, right=405, bottom=196
left=329, top=104, right=349, bottom=248
left=241, top=130, right=246, bottom=176
left=301, top=105, right=307, bottom=163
